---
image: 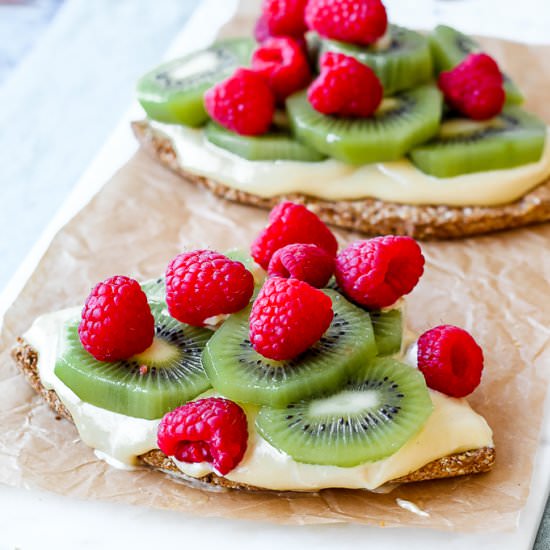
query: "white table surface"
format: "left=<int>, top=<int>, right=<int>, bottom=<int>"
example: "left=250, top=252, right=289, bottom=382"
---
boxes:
left=0, top=1, right=549, bottom=549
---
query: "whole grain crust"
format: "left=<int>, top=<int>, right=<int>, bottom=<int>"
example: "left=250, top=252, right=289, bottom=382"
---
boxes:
left=131, top=119, right=550, bottom=240
left=12, top=339, right=495, bottom=492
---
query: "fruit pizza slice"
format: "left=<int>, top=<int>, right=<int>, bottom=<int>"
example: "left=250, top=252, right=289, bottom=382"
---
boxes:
left=13, top=202, right=494, bottom=492
left=133, top=0, right=550, bottom=239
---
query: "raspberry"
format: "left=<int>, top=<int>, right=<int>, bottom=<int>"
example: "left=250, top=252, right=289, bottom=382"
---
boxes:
left=307, top=52, right=383, bottom=117
left=204, top=68, right=275, bottom=136
left=335, top=236, right=425, bottom=309
left=250, top=277, right=333, bottom=360
left=157, top=397, right=248, bottom=475
left=252, top=37, right=311, bottom=102
left=251, top=201, right=338, bottom=270
left=268, top=243, right=334, bottom=287
left=305, top=0, right=387, bottom=46
left=78, top=275, right=154, bottom=362
left=417, top=325, right=484, bottom=398
left=254, top=14, right=271, bottom=43
left=165, top=250, right=254, bottom=326
left=262, top=0, right=307, bottom=38
left=438, top=53, right=505, bottom=120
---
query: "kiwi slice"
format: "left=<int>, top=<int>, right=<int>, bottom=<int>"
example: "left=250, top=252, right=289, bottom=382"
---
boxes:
left=286, top=84, right=442, bottom=164
left=137, top=38, right=254, bottom=127
left=429, top=25, right=524, bottom=105
left=256, top=357, right=433, bottom=467
left=317, top=25, right=433, bottom=96
left=204, top=121, right=327, bottom=162
left=409, top=106, right=546, bottom=177
left=202, top=290, right=377, bottom=407
left=371, top=308, right=403, bottom=356
left=54, top=301, right=212, bottom=420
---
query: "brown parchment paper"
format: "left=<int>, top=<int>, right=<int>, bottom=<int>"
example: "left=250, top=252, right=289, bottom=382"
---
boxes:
left=1, top=1, right=549, bottom=533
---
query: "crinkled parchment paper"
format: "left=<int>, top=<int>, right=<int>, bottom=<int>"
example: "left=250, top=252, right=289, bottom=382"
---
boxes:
left=0, top=0, right=549, bottom=532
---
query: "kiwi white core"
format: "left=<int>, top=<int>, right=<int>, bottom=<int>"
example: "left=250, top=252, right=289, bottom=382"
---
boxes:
left=133, top=337, right=180, bottom=367
left=308, top=390, right=380, bottom=417
left=169, top=52, right=219, bottom=81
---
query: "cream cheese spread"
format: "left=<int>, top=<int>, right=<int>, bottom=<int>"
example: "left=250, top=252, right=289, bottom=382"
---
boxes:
left=23, top=307, right=493, bottom=491
left=150, top=121, right=550, bottom=207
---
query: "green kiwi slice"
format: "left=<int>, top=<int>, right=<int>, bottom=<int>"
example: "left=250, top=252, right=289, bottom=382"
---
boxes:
left=137, top=38, right=254, bottom=127
left=371, top=308, right=403, bottom=356
left=429, top=25, right=524, bottom=105
left=286, top=84, right=442, bottom=164
left=256, top=357, right=433, bottom=467
left=54, top=301, right=212, bottom=420
left=202, top=290, right=377, bottom=407
left=204, top=121, right=327, bottom=162
left=409, top=106, right=546, bottom=177
left=317, top=25, right=433, bottom=96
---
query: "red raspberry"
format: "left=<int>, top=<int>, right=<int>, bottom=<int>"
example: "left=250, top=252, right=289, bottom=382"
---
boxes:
left=335, top=236, right=425, bottom=309
left=252, top=37, right=311, bottom=102
left=250, top=277, right=333, bottom=360
left=78, top=275, right=154, bottom=362
left=307, top=52, right=383, bottom=117
left=157, top=397, right=248, bottom=475
left=305, top=0, right=387, bottom=46
left=417, top=325, right=484, bottom=398
left=254, top=14, right=271, bottom=43
left=262, top=0, right=307, bottom=38
left=438, top=53, right=505, bottom=120
left=165, top=250, right=254, bottom=326
left=204, top=68, right=275, bottom=136
left=268, top=243, right=334, bottom=287
left=251, top=201, right=338, bottom=270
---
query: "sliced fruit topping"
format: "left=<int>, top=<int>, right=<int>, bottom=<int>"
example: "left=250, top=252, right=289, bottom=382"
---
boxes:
left=429, top=24, right=523, bottom=105
left=438, top=53, right=505, bottom=121
left=249, top=277, right=334, bottom=360
left=251, top=36, right=311, bottom=102
left=268, top=243, right=335, bottom=288
left=307, top=52, right=383, bottom=117
left=305, top=0, right=388, bottom=46
left=204, top=68, right=275, bottom=136
left=261, top=0, right=308, bottom=39
left=202, top=289, right=377, bottom=406
left=251, top=201, right=338, bottom=270
left=78, top=275, right=154, bottom=362
left=286, top=83, right=442, bottom=164
left=316, top=25, right=433, bottom=96
left=55, top=300, right=212, bottom=419
left=417, top=325, right=484, bottom=398
left=166, top=250, right=254, bottom=327
left=137, top=38, right=254, bottom=127
left=335, top=236, right=425, bottom=310
left=157, top=397, right=248, bottom=475
left=204, top=121, right=325, bottom=162
left=256, top=357, right=433, bottom=467
left=370, top=307, right=403, bottom=356
left=409, top=107, right=546, bottom=177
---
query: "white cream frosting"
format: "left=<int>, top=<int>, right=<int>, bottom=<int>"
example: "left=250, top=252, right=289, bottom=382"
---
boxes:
left=22, top=307, right=493, bottom=491
left=150, top=121, right=550, bottom=207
